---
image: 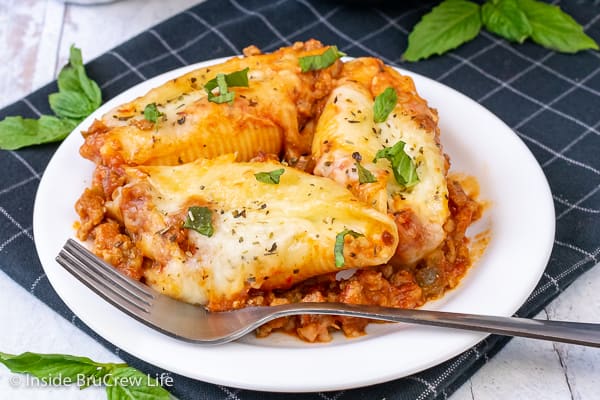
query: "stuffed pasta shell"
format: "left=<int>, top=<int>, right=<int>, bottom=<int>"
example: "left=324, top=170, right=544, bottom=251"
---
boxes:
left=80, top=40, right=341, bottom=167
left=312, top=58, right=449, bottom=265
left=104, top=156, right=398, bottom=310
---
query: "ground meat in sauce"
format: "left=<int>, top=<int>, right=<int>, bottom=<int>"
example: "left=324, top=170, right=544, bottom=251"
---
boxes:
left=90, top=220, right=144, bottom=280
left=250, top=179, right=481, bottom=341
left=91, top=164, right=126, bottom=199
left=75, top=165, right=125, bottom=240
left=75, top=187, right=106, bottom=240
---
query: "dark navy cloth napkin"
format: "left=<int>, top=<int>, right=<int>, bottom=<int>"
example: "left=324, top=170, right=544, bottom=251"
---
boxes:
left=1, top=0, right=599, bottom=398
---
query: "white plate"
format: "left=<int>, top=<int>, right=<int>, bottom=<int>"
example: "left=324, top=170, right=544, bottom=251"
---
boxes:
left=33, top=58, right=555, bottom=392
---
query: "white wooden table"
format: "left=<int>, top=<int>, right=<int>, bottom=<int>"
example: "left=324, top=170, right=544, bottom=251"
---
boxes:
left=0, top=1, right=598, bottom=399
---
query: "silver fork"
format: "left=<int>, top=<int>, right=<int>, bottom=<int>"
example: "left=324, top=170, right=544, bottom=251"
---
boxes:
left=56, top=239, right=600, bottom=347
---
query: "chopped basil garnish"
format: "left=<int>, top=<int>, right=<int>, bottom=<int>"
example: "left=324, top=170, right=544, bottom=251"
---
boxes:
left=214, top=91, right=235, bottom=104
left=204, top=68, right=250, bottom=92
left=373, top=141, right=419, bottom=188
left=355, top=162, right=377, bottom=184
left=183, top=206, right=214, bottom=237
left=143, top=103, right=163, bottom=123
left=254, top=168, right=285, bottom=184
left=217, top=74, right=227, bottom=94
left=334, top=229, right=364, bottom=267
left=204, top=68, right=249, bottom=104
left=209, top=74, right=235, bottom=104
left=299, top=46, right=346, bottom=72
left=373, top=87, right=398, bottom=123
left=223, top=67, right=250, bottom=87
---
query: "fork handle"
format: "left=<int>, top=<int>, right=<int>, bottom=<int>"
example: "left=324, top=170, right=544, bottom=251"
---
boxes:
left=272, top=303, right=600, bottom=347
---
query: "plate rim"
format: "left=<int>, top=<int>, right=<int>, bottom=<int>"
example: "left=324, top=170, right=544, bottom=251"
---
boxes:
left=33, top=57, right=555, bottom=392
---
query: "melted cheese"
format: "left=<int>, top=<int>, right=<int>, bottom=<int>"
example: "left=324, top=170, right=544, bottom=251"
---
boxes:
left=81, top=41, right=341, bottom=167
left=107, top=156, right=398, bottom=310
left=312, top=70, right=449, bottom=264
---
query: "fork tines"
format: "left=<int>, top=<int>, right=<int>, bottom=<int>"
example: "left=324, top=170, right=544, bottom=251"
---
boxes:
left=56, top=239, right=155, bottom=315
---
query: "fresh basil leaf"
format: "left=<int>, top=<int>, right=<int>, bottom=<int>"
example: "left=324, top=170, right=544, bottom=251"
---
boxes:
left=1, top=45, right=101, bottom=150
left=49, top=91, right=94, bottom=120
left=143, top=103, right=163, bottom=124
left=183, top=206, right=214, bottom=237
left=77, top=66, right=103, bottom=109
left=373, top=87, right=398, bottom=123
left=208, top=91, right=235, bottom=104
left=204, top=78, right=219, bottom=94
left=0, top=116, right=77, bottom=150
left=0, top=351, right=123, bottom=383
left=222, top=67, right=250, bottom=88
left=217, top=73, right=228, bottom=95
left=57, top=45, right=102, bottom=109
left=203, top=68, right=250, bottom=92
left=482, top=0, right=532, bottom=43
left=298, top=46, right=346, bottom=72
left=517, top=0, right=599, bottom=53
left=69, top=45, right=84, bottom=67
left=355, top=162, right=377, bottom=184
left=396, top=152, right=419, bottom=187
left=57, top=67, right=80, bottom=93
left=373, top=141, right=419, bottom=188
left=207, top=74, right=235, bottom=104
left=105, top=367, right=172, bottom=400
left=334, top=229, right=364, bottom=268
left=37, top=115, right=77, bottom=136
left=403, top=0, right=482, bottom=62
left=254, top=168, right=285, bottom=184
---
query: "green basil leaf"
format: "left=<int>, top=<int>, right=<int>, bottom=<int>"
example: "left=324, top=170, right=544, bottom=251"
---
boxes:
left=207, top=74, right=234, bottom=104
left=298, top=46, right=346, bottom=72
left=204, top=78, right=218, bottom=94
left=0, top=116, right=77, bottom=150
left=204, top=68, right=249, bottom=98
left=334, top=229, right=364, bottom=268
left=204, top=68, right=249, bottom=104
left=69, top=45, right=84, bottom=67
left=105, top=367, right=172, bottom=400
left=373, top=141, right=419, bottom=188
left=0, top=351, right=123, bottom=384
left=49, top=91, right=94, bottom=120
left=482, top=0, right=532, bottom=43
left=517, top=0, right=599, bottom=53
left=1, top=46, right=100, bottom=150
left=254, top=168, right=285, bottom=184
left=57, top=46, right=102, bottom=108
left=57, top=67, right=80, bottom=93
left=396, top=151, right=419, bottom=187
left=77, top=66, right=102, bottom=109
left=208, top=92, right=235, bottom=104
left=183, top=206, right=214, bottom=237
left=217, top=73, right=228, bottom=95
left=355, top=162, right=377, bottom=184
left=403, top=0, right=482, bottom=62
left=143, top=103, right=163, bottom=123
left=222, top=67, right=250, bottom=88
left=373, top=87, right=398, bottom=123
